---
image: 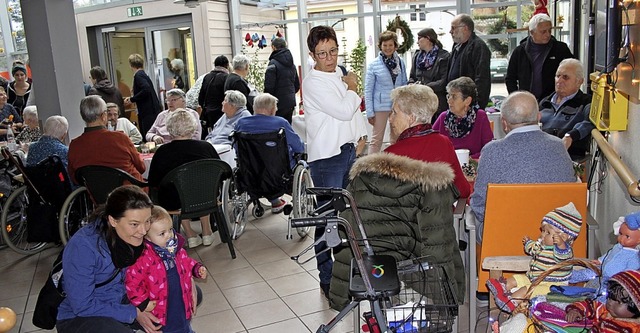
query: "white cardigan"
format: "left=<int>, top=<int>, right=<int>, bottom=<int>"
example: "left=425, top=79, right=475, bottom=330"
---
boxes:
left=302, top=67, right=363, bottom=162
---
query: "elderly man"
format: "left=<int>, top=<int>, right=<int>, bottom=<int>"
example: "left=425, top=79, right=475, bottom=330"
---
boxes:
left=539, top=58, right=593, bottom=159
left=146, top=88, right=201, bottom=144
left=235, top=93, right=304, bottom=213
left=470, top=91, right=575, bottom=243
left=205, top=90, right=251, bottom=145
left=68, top=95, right=145, bottom=183
left=106, top=103, right=142, bottom=144
left=26, top=115, right=69, bottom=167
left=224, top=55, right=254, bottom=113
left=264, top=38, right=300, bottom=123
left=506, top=14, right=574, bottom=101
left=447, top=14, right=491, bottom=109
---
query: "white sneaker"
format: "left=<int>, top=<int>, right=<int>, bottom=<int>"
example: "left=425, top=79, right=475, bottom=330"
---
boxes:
left=188, top=235, right=203, bottom=248
left=202, top=234, right=214, bottom=246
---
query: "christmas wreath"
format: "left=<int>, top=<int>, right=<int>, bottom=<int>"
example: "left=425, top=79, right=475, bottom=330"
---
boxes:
left=386, top=16, right=414, bottom=55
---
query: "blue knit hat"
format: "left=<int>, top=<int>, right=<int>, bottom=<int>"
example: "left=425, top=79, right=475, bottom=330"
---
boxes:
left=12, top=64, right=27, bottom=76
left=542, top=202, right=582, bottom=240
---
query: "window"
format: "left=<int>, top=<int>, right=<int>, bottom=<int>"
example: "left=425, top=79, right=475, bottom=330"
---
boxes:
left=309, top=10, right=345, bottom=30
left=409, top=4, right=426, bottom=22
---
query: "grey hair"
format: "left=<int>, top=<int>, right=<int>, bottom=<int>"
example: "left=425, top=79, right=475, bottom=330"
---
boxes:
left=224, top=90, right=247, bottom=108
left=558, top=58, right=584, bottom=81
left=43, top=115, right=69, bottom=140
left=106, top=102, right=119, bottom=113
left=501, top=91, right=539, bottom=125
left=446, top=76, right=478, bottom=106
left=166, top=88, right=186, bottom=99
left=528, top=14, right=552, bottom=32
left=170, top=58, right=184, bottom=71
left=232, top=54, right=251, bottom=71
left=458, top=14, right=475, bottom=32
left=80, top=95, right=107, bottom=123
left=252, top=93, right=278, bottom=115
left=166, top=108, right=197, bottom=139
left=390, top=85, right=438, bottom=124
left=22, top=106, right=38, bottom=121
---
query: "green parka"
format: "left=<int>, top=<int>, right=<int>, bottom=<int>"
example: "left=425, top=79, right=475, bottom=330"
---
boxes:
left=328, top=153, right=465, bottom=310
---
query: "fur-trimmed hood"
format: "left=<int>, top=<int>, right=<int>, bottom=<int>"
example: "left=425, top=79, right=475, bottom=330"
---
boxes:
left=349, top=153, right=454, bottom=192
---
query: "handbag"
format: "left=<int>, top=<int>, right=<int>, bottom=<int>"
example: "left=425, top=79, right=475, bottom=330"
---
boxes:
left=32, top=249, right=121, bottom=329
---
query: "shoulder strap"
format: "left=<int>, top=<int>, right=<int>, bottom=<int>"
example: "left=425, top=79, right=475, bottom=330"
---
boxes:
left=338, top=65, right=348, bottom=76
left=96, top=268, right=121, bottom=288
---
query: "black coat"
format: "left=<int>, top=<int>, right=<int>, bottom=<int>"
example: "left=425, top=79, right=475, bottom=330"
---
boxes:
left=264, top=48, right=300, bottom=118
left=130, top=70, right=161, bottom=119
left=224, top=73, right=253, bottom=113
left=410, top=48, right=450, bottom=114
left=448, top=33, right=491, bottom=109
left=88, top=79, right=125, bottom=116
left=198, top=69, right=228, bottom=125
left=505, top=36, right=574, bottom=101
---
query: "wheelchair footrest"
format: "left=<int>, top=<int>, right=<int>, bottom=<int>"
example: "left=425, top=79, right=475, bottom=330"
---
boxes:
left=349, top=255, right=400, bottom=299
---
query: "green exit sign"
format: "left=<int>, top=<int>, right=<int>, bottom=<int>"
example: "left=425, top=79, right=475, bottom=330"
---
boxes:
left=127, top=6, right=143, bottom=17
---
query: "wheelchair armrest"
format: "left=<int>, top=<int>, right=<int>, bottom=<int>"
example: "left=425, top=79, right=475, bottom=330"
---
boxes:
left=454, top=197, right=467, bottom=220
left=464, top=205, right=476, bottom=231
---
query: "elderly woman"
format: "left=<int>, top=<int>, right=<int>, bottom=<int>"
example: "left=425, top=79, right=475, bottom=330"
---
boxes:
left=148, top=109, right=220, bottom=248
left=410, top=28, right=451, bottom=119
left=16, top=105, right=41, bottom=144
left=0, top=86, right=23, bottom=140
left=7, top=63, right=32, bottom=117
left=146, top=88, right=201, bottom=144
left=329, top=84, right=467, bottom=310
left=364, top=31, right=408, bottom=154
left=205, top=90, right=251, bottom=145
left=224, top=55, right=254, bottom=113
left=26, top=115, right=69, bottom=167
left=385, top=84, right=470, bottom=198
left=56, top=186, right=159, bottom=333
left=432, top=76, right=493, bottom=159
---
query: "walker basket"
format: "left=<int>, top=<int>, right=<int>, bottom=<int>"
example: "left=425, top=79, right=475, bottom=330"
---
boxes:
left=514, top=258, right=601, bottom=333
left=384, top=257, right=458, bottom=333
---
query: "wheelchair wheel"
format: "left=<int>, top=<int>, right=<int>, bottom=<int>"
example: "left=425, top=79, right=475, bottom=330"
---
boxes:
left=252, top=203, right=265, bottom=218
left=59, top=187, right=93, bottom=245
left=221, top=178, right=249, bottom=240
left=292, top=166, right=315, bottom=237
left=0, top=186, right=47, bottom=255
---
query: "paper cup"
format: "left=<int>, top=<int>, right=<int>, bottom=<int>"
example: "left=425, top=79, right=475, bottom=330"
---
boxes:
left=455, top=149, right=470, bottom=166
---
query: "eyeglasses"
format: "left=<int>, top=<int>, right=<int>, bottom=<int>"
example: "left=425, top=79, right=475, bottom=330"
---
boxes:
left=446, top=93, right=463, bottom=100
left=450, top=25, right=466, bottom=31
left=315, top=47, right=339, bottom=59
left=167, top=97, right=182, bottom=103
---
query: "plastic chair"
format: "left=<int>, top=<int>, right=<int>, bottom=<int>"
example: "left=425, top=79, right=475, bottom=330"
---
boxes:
left=157, top=158, right=236, bottom=259
left=464, top=183, right=597, bottom=332
left=75, top=165, right=149, bottom=205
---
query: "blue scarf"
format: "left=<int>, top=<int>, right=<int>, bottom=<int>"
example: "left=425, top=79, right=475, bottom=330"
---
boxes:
left=150, top=231, right=179, bottom=270
left=443, top=104, right=479, bottom=139
left=417, top=46, right=439, bottom=70
left=382, top=52, right=400, bottom=85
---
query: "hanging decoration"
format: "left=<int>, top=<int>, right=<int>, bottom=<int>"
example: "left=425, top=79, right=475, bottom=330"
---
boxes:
left=385, top=16, right=414, bottom=55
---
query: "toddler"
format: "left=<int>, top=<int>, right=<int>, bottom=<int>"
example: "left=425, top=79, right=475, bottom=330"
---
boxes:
left=487, top=202, right=582, bottom=312
left=126, top=206, right=207, bottom=333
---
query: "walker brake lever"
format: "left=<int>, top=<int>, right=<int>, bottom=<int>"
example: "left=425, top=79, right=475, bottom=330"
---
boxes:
left=290, top=220, right=343, bottom=265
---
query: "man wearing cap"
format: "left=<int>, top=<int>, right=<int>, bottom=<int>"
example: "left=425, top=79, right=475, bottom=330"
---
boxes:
left=264, top=37, right=300, bottom=124
left=106, top=103, right=142, bottom=144
left=146, top=88, right=202, bottom=144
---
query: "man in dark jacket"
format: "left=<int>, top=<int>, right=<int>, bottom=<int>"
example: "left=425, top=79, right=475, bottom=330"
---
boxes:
left=447, top=14, right=491, bottom=109
left=264, top=38, right=300, bottom=124
left=505, top=14, right=574, bottom=101
left=88, top=66, right=125, bottom=117
left=124, top=53, right=162, bottom=139
left=199, top=55, right=230, bottom=138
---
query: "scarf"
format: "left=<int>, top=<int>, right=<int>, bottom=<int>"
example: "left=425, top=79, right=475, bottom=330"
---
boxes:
left=382, top=52, right=400, bottom=85
left=214, top=66, right=229, bottom=74
left=150, top=231, right=179, bottom=270
left=443, top=104, right=479, bottom=139
left=397, top=123, right=435, bottom=141
left=416, top=46, right=439, bottom=71
left=108, top=233, right=145, bottom=269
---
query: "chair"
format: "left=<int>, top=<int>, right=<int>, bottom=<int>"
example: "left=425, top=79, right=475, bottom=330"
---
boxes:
left=75, top=165, right=149, bottom=205
left=157, top=158, right=236, bottom=259
left=464, top=183, right=598, bottom=332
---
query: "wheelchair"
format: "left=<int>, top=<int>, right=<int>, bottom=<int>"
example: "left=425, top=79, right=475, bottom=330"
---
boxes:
left=0, top=147, right=90, bottom=255
left=221, top=128, right=315, bottom=240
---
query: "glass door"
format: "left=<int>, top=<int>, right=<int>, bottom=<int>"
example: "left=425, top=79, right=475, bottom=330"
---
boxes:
left=149, top=25, right=194, bottom=107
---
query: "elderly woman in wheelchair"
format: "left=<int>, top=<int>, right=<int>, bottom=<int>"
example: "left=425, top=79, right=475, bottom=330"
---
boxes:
left=221, top=93, right=312, bottom=240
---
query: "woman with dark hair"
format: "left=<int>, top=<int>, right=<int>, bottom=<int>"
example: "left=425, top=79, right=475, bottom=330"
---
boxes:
left=432, top=76, right=493, bottom=159
left=409, top=28, right=450, bottom=120
left=88, top=66, right=126, bottom=117
left=56, top=185, right=161, bottom=333
left=7, top=63, right=32, bottom=117
left=364, top=31, right=408, bottom=153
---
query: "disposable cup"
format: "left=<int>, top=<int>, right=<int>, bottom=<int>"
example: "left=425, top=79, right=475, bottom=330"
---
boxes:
left=455, top=149, right=470, bottom=166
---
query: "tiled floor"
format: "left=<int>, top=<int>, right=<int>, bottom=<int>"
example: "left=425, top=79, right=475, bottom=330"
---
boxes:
left=0, top=209, right=485, bottom=333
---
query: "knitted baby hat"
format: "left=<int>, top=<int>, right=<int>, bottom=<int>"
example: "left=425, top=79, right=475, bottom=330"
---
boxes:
left=610, top=270, right=640, bottom=309
left=542, top=202, right=582, bottom=240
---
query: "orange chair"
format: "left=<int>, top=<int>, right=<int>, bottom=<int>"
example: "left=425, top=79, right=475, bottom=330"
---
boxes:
left=464, top=183, right=597, bottom=332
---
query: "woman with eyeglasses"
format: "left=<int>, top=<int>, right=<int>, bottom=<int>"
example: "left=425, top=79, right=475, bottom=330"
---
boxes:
left=302, top=25, right=366, bottom=300
left=363, top=31, right=408, bottom=154
left=409, top=28, right=450, bottom=121
left=432, top=76, right=493, bottom=159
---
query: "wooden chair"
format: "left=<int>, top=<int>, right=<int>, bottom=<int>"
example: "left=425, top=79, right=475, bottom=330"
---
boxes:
left=464, top=183, right=598, bottom=332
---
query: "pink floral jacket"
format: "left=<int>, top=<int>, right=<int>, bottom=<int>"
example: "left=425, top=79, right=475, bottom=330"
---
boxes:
left=125, top=238, right=203, bottom=325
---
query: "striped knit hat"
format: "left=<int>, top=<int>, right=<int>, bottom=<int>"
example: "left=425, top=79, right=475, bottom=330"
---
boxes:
left=610, top=270, right=640, bottom=309
left=542, top=202, right=582, bottom=240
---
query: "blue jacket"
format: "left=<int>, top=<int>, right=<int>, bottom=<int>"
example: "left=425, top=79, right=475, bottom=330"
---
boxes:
left=57, top=223, right=138, bottom=324
left=364, top=53, right=408, bottom=118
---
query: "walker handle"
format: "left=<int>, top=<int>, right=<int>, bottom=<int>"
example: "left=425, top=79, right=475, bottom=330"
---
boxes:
left=290, top=217, right=328, bottom=228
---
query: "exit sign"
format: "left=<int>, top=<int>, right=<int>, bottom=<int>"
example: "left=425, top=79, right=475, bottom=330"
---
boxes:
left=127, top=6, right=143, bottom=17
